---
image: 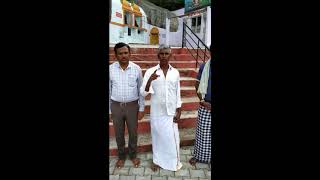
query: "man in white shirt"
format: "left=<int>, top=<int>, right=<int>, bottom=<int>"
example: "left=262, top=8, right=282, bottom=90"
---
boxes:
left=140, top=44, right=183, bottom=172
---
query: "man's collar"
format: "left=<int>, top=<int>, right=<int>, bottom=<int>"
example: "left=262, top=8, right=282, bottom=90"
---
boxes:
left=156, top=64, right=173, bottom=70
left=115, top=61, right=132, bottom=69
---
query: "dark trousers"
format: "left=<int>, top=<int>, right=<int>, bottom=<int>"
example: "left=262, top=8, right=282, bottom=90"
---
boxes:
left=111, top=100, right=139, bottom=160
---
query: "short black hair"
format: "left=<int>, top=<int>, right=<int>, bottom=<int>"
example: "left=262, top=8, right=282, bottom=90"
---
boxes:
left=114, top=42, right=131, bottom=54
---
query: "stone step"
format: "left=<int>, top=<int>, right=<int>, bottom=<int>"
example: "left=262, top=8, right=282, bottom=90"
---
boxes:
left=180, top=77, right=197, bottom=86
left=109, top=54, right=198, bottom=62
left=109, top=110, right=198, bottom=137
left=109, top=61, right=198, bottom=68
left=109, top=127, right=196, bottom=156
left=141, top=68, right=198, bottom=78
left=109, top=47, right=190, bottom=55
left=143, top=97, right=200, bottom=114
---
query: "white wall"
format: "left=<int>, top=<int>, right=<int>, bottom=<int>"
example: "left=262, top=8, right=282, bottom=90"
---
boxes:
left=169, top=8, right=185, bottom=47
left=109, top=24, right=125, bottom=44
left=109, top=0, right=148, bottom=44
left=167, top=18, right=183, bottom=47
left=167, top=7, right=212, bottom=47
left=205, top=6, right=211, bottom=47
left=171, top=8, right=185, bottom=16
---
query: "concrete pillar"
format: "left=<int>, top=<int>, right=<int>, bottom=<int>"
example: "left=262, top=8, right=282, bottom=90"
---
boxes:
left=206, top=6, right=211, bottom=47
left=166, top=17, right=170, bottom=46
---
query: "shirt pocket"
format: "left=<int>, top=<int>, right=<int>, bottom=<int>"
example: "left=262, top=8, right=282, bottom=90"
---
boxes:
left=168, top=80, right=178, bottom=89
left=128, top=74, right=137, bottom=87
left=168, top=80, right=177, bottom=90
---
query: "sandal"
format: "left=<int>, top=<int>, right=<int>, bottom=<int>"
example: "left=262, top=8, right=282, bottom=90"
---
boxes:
left=115, top=159, right=125, bottom=169
left=130, top=158, right=140, bottom=168
left=189, top=157, right=197, bottom=166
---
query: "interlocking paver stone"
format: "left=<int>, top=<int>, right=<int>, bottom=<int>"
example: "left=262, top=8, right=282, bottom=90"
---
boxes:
left=144, top=167, right=160, bottom=176
left=160, top=169, right=175, bottom=177
left=129, top=167, right=145, bottom=176
left=109, top=146, right=211, bottom=180
left=196, top=163, right=209, bottom=169
left=113, top=167, right=130, bottom=175
left=151, top=176, right=167, bottom=180
left=109, top=175, right=120, bottom=180
left=136, top=175, right=151, bottom=180
left=190, top=169, right=206, bottom=178
left=174, top=169, right=190, bottom=177
left=119, top=175, right=136, bottom=180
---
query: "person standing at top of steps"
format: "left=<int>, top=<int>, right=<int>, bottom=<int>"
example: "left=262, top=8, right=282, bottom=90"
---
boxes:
left=109, top=42, right=145, bottom=169
left=140, top=44, right=183, bottom=172
left=189, top=45, right=212, bottom=167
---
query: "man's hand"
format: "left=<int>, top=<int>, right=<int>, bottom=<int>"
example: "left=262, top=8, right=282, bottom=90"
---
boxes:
left=109, top=114, right=112, bottom=122
left=138, top=111, right=145, bottom=121
left=173, top=108, right=182, bottom=123
left=145, top=69, right=159, bottom=92
left=200, top=101, right=212, bottom=112
left=149, top=69, right=159, bottom=82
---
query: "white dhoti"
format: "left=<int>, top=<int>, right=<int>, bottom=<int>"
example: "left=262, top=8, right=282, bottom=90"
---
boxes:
left=150, top=115, right=183, bottom=171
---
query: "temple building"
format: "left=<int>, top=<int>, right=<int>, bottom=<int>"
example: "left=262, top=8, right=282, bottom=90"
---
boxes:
left=109, top=0, right=148, bottom=44
left=109, top=0, right=211, bottom=47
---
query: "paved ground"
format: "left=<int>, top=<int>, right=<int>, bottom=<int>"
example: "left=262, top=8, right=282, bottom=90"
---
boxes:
left=109, top=146, right=211, bottom=180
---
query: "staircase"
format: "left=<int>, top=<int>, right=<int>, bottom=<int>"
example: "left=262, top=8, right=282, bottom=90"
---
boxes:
left=109, top=46, right=201, bottom=156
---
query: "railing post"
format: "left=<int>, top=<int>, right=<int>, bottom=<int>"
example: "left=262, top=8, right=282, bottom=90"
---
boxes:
left=196, top=40, right=200, bottom=69
left=204, top=47, right=207, bottom=64
left=182, top=23, right=185, bottom=48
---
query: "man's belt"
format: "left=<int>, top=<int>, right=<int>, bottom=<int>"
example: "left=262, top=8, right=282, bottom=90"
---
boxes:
left=111, top=100, right=138, bottom=107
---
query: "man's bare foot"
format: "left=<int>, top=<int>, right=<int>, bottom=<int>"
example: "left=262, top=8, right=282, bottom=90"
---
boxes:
left=130, top=158, right=140, bottom=168
left=189, top=157, right=197, bottom=166
left=116, top=159, right=125, bottom=169
left=151, top=162, right=160, bottom=172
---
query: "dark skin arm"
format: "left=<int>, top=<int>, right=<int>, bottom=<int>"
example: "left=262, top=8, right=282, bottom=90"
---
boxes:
left=173, top=108, right=182, bottom=123
left=195, top=81, right=202, bottom=101
left=138, top=111, right=145, bottom=121
left=195, top=80, right=212, bottom=111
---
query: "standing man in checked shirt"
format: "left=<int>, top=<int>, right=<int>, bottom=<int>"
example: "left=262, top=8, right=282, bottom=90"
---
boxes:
left=109, top=42, right=145, bottom=169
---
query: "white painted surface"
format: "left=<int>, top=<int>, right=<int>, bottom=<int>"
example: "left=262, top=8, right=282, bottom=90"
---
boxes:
left=205, top=6, right=211, bottom=47
left=109, top=2, right=211, bottom=47
left=171, top=8, right=185, bottom=16
left=109, top=0, right=148, bottom=44
left=182, top=7, right=211, bottom=48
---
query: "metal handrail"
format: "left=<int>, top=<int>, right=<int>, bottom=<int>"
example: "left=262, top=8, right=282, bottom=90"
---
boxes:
left=182, top=22, right=210, bottom=68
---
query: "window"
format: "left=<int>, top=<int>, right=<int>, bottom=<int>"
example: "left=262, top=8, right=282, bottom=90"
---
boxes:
left=124, top=11, right=132, bottom=25
left=128, top=27, right=131, bottom=36
left=135, top=16, right=141, bottom=27
left=191, top=16, right=201, bottom=33
left=197, top=16, right=201, bottom=33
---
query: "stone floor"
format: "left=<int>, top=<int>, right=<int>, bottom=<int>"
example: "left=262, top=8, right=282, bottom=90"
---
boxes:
left=109, top=146, right=211, bottom=180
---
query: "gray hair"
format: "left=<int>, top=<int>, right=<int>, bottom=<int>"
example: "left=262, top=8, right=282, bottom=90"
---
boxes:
left=158, top=44, right=171, bottom=54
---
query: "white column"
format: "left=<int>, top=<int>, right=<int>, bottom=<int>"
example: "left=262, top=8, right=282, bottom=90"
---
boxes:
left=206, top=6, right=211, bottom=47
left=166, top=17, right=170, bottom=46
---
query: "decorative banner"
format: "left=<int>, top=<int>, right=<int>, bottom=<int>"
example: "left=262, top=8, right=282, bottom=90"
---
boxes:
left=187, top=8, right=207, bottom=17
left=185, top=0, right=211, bottom=13
left=116, top=12, right=122, bottom=18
